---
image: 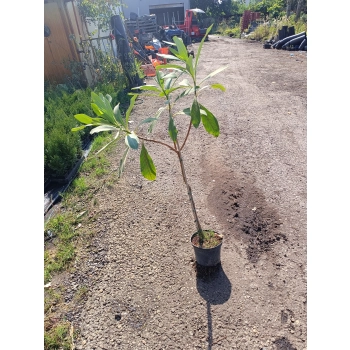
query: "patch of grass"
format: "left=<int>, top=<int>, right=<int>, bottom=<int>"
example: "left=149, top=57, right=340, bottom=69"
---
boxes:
left=250, top=23, right=273, bottom=41
left=44, top=214, right=79, bottom=284
left=44, top=321, right=72, bottom=350
left=71, top=177, right=88, bottom=195
left=44, top=288, right=63, bottom=314
left=94, top=167, right=107, bottom=177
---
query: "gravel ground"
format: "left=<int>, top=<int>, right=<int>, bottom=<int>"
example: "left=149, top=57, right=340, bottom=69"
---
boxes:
left=48, top=36, right=307, bottom=350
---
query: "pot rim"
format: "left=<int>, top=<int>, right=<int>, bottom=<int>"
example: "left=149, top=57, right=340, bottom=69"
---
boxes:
left=190, top=231, right=223, bottom=249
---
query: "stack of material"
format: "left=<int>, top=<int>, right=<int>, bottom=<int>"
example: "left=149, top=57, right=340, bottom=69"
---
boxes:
left=272, top=31, right=307, bottom=51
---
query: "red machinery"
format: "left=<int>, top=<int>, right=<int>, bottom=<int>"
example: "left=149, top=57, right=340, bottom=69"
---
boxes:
left=176, top=8, right=208, bottom=42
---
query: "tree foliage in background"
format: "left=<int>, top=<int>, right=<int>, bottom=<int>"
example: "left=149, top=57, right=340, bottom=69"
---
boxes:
left=189, top=0, right=306, bottom=22
left=77, top=0, right=123, bottom=31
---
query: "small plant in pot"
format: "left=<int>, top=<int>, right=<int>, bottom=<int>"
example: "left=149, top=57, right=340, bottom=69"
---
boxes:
left=72, top=25, right=227, bottom=266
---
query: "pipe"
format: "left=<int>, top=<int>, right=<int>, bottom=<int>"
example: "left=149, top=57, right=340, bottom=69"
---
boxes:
left=281, top=34, right=305, bottom=49
left=274, top=31, right=306, bottom=49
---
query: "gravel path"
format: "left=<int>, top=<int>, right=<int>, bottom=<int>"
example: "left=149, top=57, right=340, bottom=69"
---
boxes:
left=52, top=36, right=307, bottom=350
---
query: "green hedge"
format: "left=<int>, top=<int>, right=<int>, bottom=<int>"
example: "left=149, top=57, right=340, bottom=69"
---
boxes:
left=44, top=84, right=129, bottom=180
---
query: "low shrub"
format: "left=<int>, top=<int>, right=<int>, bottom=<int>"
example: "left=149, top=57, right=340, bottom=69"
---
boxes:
left=44, top=83, right=130, bottom=181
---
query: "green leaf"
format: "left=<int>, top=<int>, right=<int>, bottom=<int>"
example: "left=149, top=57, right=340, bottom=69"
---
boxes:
left=162, top=72, right=178, bottom=79
left=105, top=94, right=112, bottom=103
left=190, top=100, right=201, bottom=128
left=178, top=79, right=191, bottom=87
left=185, top=54, right=194, bottom=78
left=91, top=92, right=116, bottom=124
left=95, top=131, right=121, bottom=155
left=182, top=108, right=191, bottom=116
left=168, top=116, right=178, bottom=141
left=211, top=83, right=226, bottom=91
left=118, top=147, right=130, bottom=178
left=140, top=144, right=156, bottom=181
left=164, top=77, right=173, bottom=90
left=199, top=104, right=220, bottom=137
left=125, top=132, right=139, bottom=149
left=125, top=94, right=137, bottom=125
left=155, top=64, right=187, bottom=72
left=90, top=125, right=118, bottom=134
left=71, top=125, right=89, bottom=132
left=173, top=36, right=188, bottom=61
left=74, top=114, right=94, bottom=125
left=91, top=103, right=103, bottom=116
left=156, top=53, right=180, bottom=60
left=113, top=103, right=125, bottom=128
left=134, top=85, right=162, bottom=92
left=138, top=117, right=159, bottom=126
left=199, top=66, right=228, bottom=85
left=195, top=24, right=213, bottom=70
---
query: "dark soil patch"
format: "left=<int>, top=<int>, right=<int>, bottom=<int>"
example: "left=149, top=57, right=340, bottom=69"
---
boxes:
left=207, top=170, right=286, bottom=263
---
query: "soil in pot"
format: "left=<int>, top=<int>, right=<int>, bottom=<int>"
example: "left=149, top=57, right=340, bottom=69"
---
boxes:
left=191, top=230, right=223, bottom=248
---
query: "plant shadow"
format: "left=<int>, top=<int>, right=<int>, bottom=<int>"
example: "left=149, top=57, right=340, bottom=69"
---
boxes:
left=195, top=263, right=232, bottom=349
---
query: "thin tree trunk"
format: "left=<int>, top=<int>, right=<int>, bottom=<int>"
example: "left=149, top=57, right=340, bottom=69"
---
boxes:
left=295, top=0, right=304, bottom=21
left=286, top=0, right=292, bottom=18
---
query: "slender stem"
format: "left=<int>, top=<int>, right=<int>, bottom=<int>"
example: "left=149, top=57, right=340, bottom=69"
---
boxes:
left=180, top=119, right=192, bottom=152
left=175, top=140, right=203, bottom=238
left=137, top=135, right=177, bottom=152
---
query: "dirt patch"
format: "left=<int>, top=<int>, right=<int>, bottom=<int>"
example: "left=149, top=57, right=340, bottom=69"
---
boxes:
left=207, top=170, right=286, bottom=263
left=46, top=36, right=307, bottom=350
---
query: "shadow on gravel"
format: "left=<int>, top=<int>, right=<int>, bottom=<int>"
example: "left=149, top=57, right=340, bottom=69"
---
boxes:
left=195, top=263, right=231, bottom=350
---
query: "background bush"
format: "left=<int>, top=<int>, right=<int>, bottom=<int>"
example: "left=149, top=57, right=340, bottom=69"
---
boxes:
left=44, top=83, right=129, bottom=181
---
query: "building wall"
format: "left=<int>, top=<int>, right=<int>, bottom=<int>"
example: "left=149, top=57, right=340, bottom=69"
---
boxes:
left=44, top=0, right=81, bottom=84
left=44, top=0, right=122, bottom=86
left=121, top=0, right=190, bottom=20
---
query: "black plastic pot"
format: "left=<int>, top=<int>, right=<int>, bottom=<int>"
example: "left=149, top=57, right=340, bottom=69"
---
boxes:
left=191, top=233, right=223, bottom=267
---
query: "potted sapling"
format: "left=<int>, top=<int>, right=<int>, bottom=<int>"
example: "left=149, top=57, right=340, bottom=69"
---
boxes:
left=72, top=25, right=227, bottom=266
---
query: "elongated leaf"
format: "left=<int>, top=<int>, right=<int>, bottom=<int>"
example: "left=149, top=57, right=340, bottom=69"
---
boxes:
left=99, top=93, right=114, bottom=119
left=91, top=103, right=103, bottom=116
left=105, top=94, right=112, bottom=103
left=125, top=132, right=139, bottom=149
left=162, top=72, right=178, bottom=79
left=164, top=77, right=173, bottom=90
left=173, top=36, right=188, bottom=61
left=125, top=94, right=137, bottom=126
left=199, top=104, right=220, bottom=137
left=199, top=66, right=228, bottom=85
left=168, top=115, right=178, bottom=141
left=155, top=64, right=187, bottom=72
left=140, top=144, right=156, bottom=181
left=190, top=100, right=201, bottom=128
left=91, top=92, right=116, bottom=124
left=162, top=40, right=176, bottom=46
left=135, top=85, right=162, bottom=92
left=71, top=125, right=89, bottom=132
left=211, top=83, right=226, bottom=91
left=165, top=85, right=187, bottom=95
left=113, top=103, right=125, bottom=128
left=118, top=147, right=129, bottom=178
left=186, top=54, right=194, bottom=78
left=95, top=131, right=120, bottom=155
left=74, top=114, right=95, bottom=125
left=182, top=108, right=191, bottom=116
left=138, top=117, right=159, bottom=126
left=90, top=125, right=118, bottom=134
left=155, top=53, right=179, bottom=60
left=178, top=79, right=191, bottom=86
left=195, top=24, right=213, bottom=69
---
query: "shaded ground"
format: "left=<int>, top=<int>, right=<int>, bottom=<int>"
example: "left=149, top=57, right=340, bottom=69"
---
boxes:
left=47, top=36, right=307, bottom=349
